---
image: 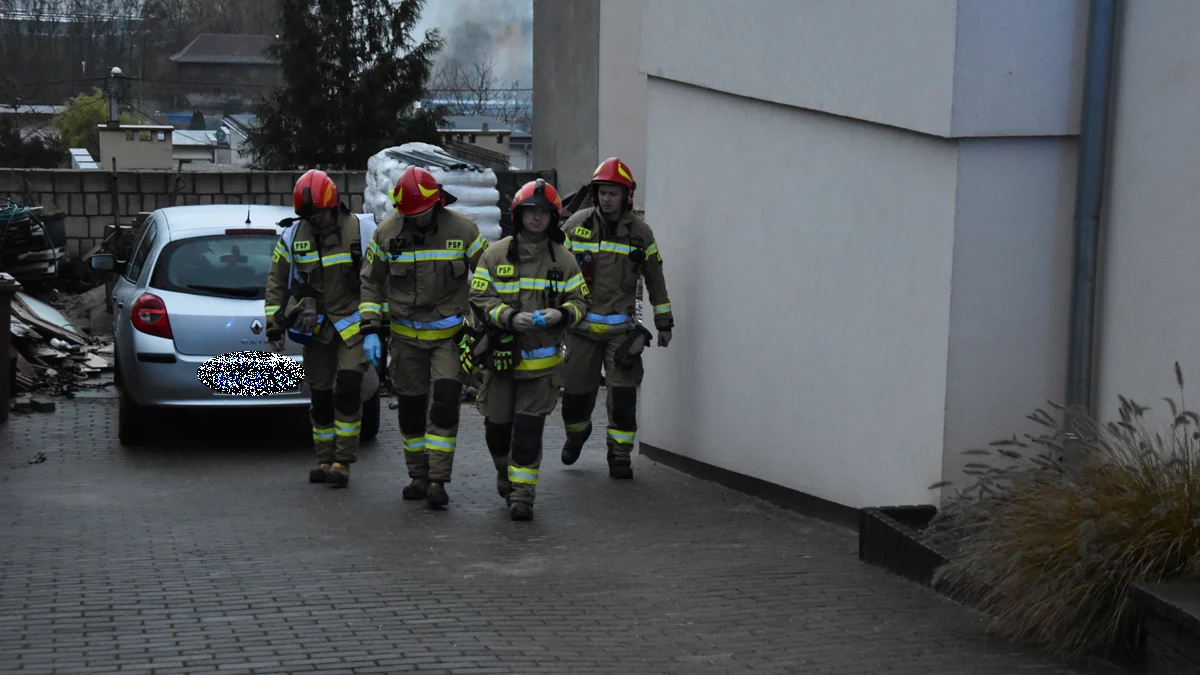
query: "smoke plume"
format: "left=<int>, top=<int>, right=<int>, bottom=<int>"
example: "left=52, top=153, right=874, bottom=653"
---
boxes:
left=416, top=0, right=532, bottom=87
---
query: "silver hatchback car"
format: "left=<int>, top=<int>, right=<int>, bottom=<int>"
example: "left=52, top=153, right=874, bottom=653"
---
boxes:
left=88, top=204, right=380, bottom=446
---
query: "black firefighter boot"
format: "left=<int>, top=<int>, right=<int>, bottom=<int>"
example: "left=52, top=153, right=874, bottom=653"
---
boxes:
left=510, top=502, right=533, bottom=521
left=402, top=478, right=428, bottom=500
left=607, top=448, right=634, bottom=480
left=309, top=463, right=333, bottom=483
left=426, top=482, right=449, bottom=508
left=328, top=462, right=350, bottom=488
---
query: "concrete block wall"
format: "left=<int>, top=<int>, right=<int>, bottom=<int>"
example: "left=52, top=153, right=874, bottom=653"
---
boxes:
left=0, top=169, right=367, bottom=257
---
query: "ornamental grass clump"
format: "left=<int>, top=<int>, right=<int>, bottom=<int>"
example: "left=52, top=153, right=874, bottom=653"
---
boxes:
left=925, top=362, right=1200, bottom=659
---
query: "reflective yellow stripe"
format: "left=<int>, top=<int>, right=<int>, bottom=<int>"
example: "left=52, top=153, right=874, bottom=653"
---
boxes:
left=312, top=426, right=335, bottom=442
left=359, top=302, right=382, bottom=315
left=474, top=268, right=493, bottom=282
left=466, top=235, right=487, bottom=257
left=337, top=320, right=360, bottom=340
left=273, top=241, right=293, bottom=263
left=295, top=252, right=319, bottom=264
left=322, top=252, right=353, bottom=267
left=387, top=249, right=465, bottom=263
left=494, top=278, right=558, bottom=293
left=565, top=420, right=590, bottom=433
left=515, top=352, right=563, bottom=371
left=646, top=242, right=659, bottom=257
left=488, top=304, right=511, bottom=326
left=607, top=428, right=635, bottom=445
left=335, top=420, right=361, bottom=437
left=425, top=434, right=456, bottom=453
left=391, top=322, right=461, bottom=340
left=561, top=302, right=583, bottom=324
left=403, top=435, right=426, bottom=452
left=654, top=302, right=672, bottom=315
left=563, top=273, right=584, bottom=293
left=508, top=466, right=538, bottom=484
left=264, top=304, right=281, bottom=315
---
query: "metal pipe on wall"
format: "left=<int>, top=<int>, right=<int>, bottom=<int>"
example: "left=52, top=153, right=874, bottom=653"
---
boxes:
left=1065, top=0, right=1120, bottom=429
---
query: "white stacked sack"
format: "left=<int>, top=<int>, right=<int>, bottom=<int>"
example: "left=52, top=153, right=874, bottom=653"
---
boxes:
left=363, top=143, right=503, bottom=242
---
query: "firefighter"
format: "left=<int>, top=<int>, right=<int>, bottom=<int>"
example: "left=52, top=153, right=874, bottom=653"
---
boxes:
left=467, top=178, right=589, bottom=521
left=265, top=169, right=371, bottom=487
left=559, top=158, right=674, bottom=479
left=358, top=166, right=487, bottom=508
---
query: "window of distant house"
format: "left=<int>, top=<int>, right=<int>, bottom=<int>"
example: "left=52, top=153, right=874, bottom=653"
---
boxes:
left=126, top=130, right=134, bottom=141
left=497, top=135, right=505, bottom=144
left=468, top=134, right=476, bottom=143
left=139, top=131, right=152, bottom=141
left=157, top=132, right=166, bottom=141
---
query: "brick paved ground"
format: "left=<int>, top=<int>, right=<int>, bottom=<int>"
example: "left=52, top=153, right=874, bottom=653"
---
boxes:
left=0, top=395, right=1130, bottom=675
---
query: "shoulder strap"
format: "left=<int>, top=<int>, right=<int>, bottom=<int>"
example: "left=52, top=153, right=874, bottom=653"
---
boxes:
left=281, top=224, right=299, bottom=292
left=355, top=212, right=377, bottom=257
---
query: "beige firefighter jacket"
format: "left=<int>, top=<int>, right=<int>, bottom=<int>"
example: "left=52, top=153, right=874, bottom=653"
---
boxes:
left=467, top=235, right=589, bottom=379
left=358, top=208, right=487, bottom=342
left=561, top=207, right=674, bottom=336
left=264, top=208, right=367, bottom=347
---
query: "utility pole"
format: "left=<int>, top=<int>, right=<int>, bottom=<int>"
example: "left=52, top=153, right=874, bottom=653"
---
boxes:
left=105, top=66, right=124, bottom=125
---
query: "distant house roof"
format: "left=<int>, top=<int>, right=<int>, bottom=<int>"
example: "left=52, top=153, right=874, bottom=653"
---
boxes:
left=172, top=129, right=217, bottom=147
left=0, top=104, right=65, bottom=115
left=170, top=34, right=277, bottom=65
left=440, top=115, right=531, bottom=140
left=223, top=113, right=259, bottom=133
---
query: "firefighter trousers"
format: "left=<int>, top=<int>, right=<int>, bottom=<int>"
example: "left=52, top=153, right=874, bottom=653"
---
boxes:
left=303, top=336, right=367, bottom=465
left=477, top=372, right=560, bottom=506
left=388, top=336, right=464, bottom=483
left=560, top=331, right=643, bottom=465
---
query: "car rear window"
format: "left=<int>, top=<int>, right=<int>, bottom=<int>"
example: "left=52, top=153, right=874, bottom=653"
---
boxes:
left=150, top=234, right=277, bottom=300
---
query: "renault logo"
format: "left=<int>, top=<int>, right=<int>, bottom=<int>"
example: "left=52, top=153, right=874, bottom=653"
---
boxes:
left=250, top=319, right=263, bottom=335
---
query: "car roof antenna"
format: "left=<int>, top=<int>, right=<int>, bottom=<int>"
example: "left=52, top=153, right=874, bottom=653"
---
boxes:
left=245, top=207, right=252, bottom=225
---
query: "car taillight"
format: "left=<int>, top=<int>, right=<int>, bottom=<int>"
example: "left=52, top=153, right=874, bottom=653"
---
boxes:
left=131, top=292, right=173, bottom=339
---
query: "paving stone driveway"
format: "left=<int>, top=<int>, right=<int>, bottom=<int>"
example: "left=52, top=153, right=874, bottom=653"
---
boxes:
left=0, top=396, right=1127, bottom=675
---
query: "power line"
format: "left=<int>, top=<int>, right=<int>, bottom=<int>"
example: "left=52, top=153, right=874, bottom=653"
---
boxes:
left=1, top=77, right=533, bottom=93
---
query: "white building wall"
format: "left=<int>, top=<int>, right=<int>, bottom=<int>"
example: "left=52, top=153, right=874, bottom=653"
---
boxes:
left=941, top=139, right=1077, bottom=488
left=1095, top=0, right=1200, bottom=415
left=638, top=0, right=1085, bottom=508
left=639, top=78, right=958, bottom=508
left=598, top=0, right=649, bottom=201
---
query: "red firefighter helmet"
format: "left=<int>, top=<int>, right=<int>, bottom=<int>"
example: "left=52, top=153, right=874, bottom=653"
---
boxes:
left=511, top=178, right=562, bottom=221
left=591, top=157, right=636, bottom=207
left=293, top=169, right=339, bottom=217
left=510, top=178, right=565, bottom=242
left=391, top=166, right=450, bottom=216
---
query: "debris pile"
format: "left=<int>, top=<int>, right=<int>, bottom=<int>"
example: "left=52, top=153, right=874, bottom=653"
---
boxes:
left=0, top=198, right=66, bottom=293
left=9, top=285, right=114, bottom=406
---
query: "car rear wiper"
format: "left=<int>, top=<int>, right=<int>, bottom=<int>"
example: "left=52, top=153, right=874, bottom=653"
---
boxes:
left=186, top=284, right=260, bottom=298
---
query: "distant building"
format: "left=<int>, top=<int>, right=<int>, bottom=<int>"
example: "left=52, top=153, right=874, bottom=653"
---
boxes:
left=0, top=104, right=65, bottom=143
left=97, top=123, right=176, bottom=170
left=168, top=34, right=281, bottom=111
left=438, top=115, right=533, bottom=170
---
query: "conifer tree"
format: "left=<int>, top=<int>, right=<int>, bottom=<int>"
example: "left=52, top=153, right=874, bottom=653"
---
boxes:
left=246, top=0, right=444, bottom=169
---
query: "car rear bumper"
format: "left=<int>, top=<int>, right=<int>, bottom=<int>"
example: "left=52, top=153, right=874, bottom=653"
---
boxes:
left=122, top=334, right=310, bottom=407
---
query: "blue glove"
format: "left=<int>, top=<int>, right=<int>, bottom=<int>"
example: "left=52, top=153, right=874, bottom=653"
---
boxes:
left=363, top=333, right=381, bottom=367
left=532, top=310, right=546, bottom=328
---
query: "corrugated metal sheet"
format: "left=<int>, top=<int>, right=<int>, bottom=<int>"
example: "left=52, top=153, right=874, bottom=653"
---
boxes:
left=382, top=146, right=488, bottom=172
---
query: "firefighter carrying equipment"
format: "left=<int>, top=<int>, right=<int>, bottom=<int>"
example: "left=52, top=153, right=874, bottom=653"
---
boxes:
left=269, top=212, right=376, bottom=344
left=613, top=323, right=653, bottom=370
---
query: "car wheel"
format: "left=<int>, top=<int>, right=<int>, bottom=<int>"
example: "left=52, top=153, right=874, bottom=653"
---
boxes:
left=118, top=388, right=150, bottom=447
left=360, top=391, right=381, bottom=443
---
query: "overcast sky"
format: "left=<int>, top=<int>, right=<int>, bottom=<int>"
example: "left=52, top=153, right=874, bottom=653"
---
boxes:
left=414, top=0, right=533, bottom=87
